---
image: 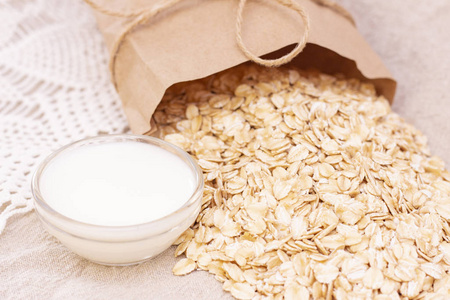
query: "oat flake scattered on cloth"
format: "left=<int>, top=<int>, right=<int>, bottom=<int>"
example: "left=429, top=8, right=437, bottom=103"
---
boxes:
left=156, top=64, right=450, bottom=299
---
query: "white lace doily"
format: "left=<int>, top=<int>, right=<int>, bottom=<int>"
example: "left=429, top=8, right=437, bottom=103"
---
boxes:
left=0, top=0, right=129, bottom=233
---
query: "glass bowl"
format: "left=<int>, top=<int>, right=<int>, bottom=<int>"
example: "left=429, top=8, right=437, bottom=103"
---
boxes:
left=32, top=134, right=204, bottom=266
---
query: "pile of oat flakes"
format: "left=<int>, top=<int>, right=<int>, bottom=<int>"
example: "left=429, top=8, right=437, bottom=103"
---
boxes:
left=153, top=64, right=450, bottom=299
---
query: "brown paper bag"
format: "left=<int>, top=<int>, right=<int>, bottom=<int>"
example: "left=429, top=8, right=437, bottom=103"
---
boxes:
left=89, top=0, right=396, bottom=134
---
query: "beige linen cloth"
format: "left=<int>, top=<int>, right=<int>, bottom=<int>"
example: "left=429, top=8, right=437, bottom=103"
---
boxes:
left=1, top=0, right=449, bottom=299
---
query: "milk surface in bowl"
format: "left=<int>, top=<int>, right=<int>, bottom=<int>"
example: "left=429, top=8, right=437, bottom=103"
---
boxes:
left=32, top=135, right=204, bottom=265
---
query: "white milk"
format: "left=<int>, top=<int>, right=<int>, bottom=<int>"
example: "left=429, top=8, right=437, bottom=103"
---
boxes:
left=40, top=141, right=196, bottom=226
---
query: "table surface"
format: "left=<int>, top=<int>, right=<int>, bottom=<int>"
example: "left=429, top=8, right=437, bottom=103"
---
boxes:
left=0, top=0, right=449, bottom=299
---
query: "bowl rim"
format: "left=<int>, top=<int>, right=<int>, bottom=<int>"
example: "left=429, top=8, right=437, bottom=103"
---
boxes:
left=31, top=134, right=204, bottom=234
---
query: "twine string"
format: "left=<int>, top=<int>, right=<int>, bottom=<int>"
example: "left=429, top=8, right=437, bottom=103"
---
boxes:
left=84, top=0, right=353, bottom=88
left=236, top=0, right=309, bottom=67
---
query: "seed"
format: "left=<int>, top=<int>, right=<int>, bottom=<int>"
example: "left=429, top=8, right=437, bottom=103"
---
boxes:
left=319, top=163, right=335, bottom=178
left=172, top=258, right=196, bottom=276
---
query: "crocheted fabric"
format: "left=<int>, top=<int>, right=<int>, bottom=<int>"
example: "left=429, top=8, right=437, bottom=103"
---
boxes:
left=0, top=0, right=128, bottom=233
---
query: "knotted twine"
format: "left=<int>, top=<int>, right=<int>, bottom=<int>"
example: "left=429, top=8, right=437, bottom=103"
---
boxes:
left=84, top=0, right=355, bottom=89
